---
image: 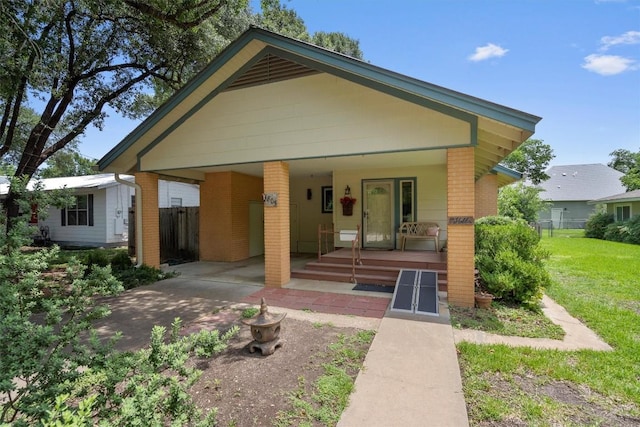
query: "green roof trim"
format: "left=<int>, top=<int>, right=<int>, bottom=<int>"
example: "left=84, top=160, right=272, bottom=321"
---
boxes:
left=98, top=26, right=540, bottom=171
left=492, top=164, right=523, bottom=180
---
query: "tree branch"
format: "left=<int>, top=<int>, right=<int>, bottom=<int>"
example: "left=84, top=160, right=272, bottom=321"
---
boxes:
left=123, top=0, right=225, bottom=29
left=41, top=69, right=156, bottom=161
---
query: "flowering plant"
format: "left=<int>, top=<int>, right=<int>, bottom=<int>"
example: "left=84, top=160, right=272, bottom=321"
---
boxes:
left=339, top=196, right=356, bottom=206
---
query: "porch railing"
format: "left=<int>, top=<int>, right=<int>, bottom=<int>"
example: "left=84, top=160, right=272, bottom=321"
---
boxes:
left=317, top=224, right=362, bottom=283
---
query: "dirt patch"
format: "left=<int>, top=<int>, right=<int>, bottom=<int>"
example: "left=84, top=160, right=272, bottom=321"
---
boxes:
left=471, top=372, right=640, bottom=427
left=183, top=308, right=372, bottom=427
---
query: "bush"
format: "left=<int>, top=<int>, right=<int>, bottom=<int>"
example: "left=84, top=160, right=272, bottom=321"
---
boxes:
left=114, top=264, right=175, bottom=290
left=475, top=216, right=551, bottom=306
left=585, top=212, right=614, bottom=239
left=110, top=250, right=133, bottom=271
left=603, top=215, right=640, bottom=245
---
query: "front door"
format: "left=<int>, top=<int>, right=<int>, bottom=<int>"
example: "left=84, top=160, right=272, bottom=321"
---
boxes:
left=363, top=180, right=394, bottom=249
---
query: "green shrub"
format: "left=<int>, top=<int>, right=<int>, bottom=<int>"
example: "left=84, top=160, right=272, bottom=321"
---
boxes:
left=83, top=250, right=110, bottom=268
left=114, top=264, right=175, bottom=290
left=475, top=216, right=551, bottom=306
left=110, top=250, right=133, bottom=271
left=625, top=215, right=640, bottom=244
left=603, top=215, right=640, bottom=245
left=584, top=212, right=614, bottom=239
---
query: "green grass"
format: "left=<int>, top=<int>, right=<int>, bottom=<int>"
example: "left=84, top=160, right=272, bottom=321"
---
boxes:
left=450, top=303, right=565, bottom=339
left=458, top=235, right=640, bottom=425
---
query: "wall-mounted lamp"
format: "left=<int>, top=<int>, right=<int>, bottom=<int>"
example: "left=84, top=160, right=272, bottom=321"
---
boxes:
left=307, top=188, right=312, bottom=200
left=344, top=185, right=351, bottom=196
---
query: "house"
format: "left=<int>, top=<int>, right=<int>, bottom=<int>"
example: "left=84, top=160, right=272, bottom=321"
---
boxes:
left=536, top=164, right=625, bottom=229
left=96, top=27, right=540, bottom=307
left=589, top=189, right=640, bottom=221
left=0, top=174, right=199, bottom=247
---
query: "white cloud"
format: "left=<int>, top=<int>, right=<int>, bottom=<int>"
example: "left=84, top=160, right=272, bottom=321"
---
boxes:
left=582, top=54, right=637, bottom=75
left=468, top=43, right=508, bottom=62
left=600, top=30, right=640, bottom=51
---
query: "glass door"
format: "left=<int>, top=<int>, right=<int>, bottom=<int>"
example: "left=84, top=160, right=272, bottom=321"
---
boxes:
left=363, top=180, right=394, bottom=249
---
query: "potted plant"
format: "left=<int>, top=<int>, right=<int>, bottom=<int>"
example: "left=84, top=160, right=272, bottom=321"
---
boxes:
left=340, top=196, right=356, bottom=216
left=474, top=270, right=494, bottom=309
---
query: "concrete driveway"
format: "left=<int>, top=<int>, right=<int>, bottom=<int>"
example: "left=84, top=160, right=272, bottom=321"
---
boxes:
left=93, top=259, right=265, bottom=351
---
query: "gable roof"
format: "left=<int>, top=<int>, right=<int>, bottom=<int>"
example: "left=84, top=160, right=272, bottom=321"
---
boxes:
left=589, top=189, right=640, bottom=204
left=0, top=174, right=133, bottom=195
left=97, top=26, right=541, bottom=181
left=537, top=164, right=625, bottom=201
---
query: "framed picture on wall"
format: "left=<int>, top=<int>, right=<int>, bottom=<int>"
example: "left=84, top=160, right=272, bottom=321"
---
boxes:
left=322, top=186, right=333, bottom=213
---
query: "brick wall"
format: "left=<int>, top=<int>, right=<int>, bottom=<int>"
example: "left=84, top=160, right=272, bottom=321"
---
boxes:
left=263, top=161, right=290, bottom=287
left=447, top=147, right=475, bottom=307
left=200, top=171, right=262, bottom=262
left=135, top=172, right=160, bottom=268
left=475, top=173, right=498, bottom=218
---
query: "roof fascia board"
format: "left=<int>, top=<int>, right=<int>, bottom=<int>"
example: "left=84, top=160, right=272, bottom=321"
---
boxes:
left=492, top=163, right=523, bottom=180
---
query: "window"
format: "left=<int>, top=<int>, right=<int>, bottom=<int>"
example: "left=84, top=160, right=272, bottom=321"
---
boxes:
left=62, top=194, right=94, bottom=226
left=615, top=205, right=631, bottom=221
left=170, top=197, right=183, bottom=207
left=400, top=180, right=416, bottom=222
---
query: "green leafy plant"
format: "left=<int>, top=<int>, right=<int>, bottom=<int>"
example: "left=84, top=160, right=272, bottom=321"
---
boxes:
left=241, top=307, right=259, bottom=318
left=603, top=215, right=640, bottom=245
left=475, top=216, right=551, bottom=306
left=584, top=211, right=614, bottom=239
left=0, top=194, right=232, bottom=426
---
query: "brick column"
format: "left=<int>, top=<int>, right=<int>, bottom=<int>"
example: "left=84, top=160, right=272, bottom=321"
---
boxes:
left=263, top=161, right=290, bottom=287
left=475, top=173, right=498, bottom=218
left=135, top=172, right=160, bottom=268
left=447, top=147, right=475, bottom=307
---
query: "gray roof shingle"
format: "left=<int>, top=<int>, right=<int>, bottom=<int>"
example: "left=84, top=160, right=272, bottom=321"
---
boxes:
left=537, top=164, right=625, bottom=201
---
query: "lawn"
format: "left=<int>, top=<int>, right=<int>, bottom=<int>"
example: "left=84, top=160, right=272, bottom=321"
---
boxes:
left=458, top=234, right=640, bottom=425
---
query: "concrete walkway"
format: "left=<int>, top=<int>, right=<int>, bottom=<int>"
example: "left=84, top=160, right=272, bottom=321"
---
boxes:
left=338, top=316, right=469, bottom=427
left=453, top=295, right=612, bottom=351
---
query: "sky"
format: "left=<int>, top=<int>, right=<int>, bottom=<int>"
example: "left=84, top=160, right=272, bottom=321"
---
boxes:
left=79, top=0, right=640, bottom=168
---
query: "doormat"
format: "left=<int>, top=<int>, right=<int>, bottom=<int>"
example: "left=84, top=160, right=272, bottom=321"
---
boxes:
left=352, top=283, right=394, bottom=293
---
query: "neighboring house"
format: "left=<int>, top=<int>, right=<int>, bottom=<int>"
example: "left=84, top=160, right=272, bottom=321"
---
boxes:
left=0, top=174, right=199, bottom=247
left=536, top=164, right=625, bottom=229
left=96, top=27, right=541, bottom=307
left=589, top=189, right=640, bottom=222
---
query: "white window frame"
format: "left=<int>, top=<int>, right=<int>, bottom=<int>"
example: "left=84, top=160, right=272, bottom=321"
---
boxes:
left=170, top=197, right=183, bottom=207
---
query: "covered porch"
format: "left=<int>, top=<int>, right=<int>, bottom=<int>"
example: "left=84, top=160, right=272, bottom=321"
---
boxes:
left=96, top=28, right=540, bottom=307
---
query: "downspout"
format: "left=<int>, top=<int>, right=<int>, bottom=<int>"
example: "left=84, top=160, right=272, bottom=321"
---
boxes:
left=114, top=173, right=143, bottom=267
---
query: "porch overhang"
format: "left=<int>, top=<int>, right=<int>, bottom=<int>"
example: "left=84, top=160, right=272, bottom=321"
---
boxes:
left=97, top=26, right=540, bottom=183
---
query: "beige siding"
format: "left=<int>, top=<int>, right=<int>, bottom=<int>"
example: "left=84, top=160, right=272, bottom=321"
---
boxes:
left=332, top=163, right=447, bottom=247
left=140, top=74, right=470, bottom=171
left=289, top=175, right=333, bottom=253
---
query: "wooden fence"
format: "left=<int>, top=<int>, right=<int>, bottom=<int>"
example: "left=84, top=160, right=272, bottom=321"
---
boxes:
left=128, top=207, right=199, bottom=263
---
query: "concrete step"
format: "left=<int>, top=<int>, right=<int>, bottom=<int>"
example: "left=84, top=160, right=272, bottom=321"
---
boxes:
left=291, top=269, right=448, bottom=291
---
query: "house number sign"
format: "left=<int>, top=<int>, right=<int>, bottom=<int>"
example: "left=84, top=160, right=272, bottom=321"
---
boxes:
left=262, top=192, right=278, bottom=207
left=448, top=216, right=474, bottom=225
